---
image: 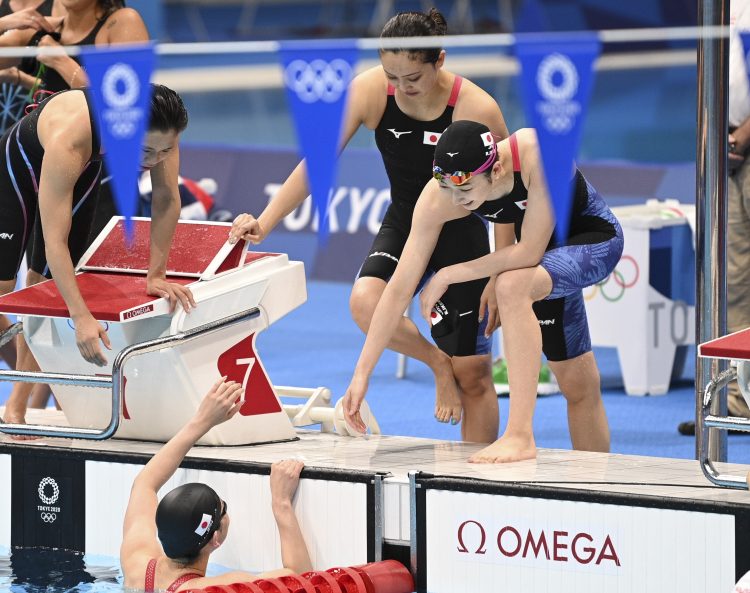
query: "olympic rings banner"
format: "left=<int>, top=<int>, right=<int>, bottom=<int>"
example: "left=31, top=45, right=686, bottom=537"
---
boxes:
left=278, top=39, right=358, bottom=244
left=82, top=43, right=155, bottom=238
left=515, top=33, right=600, bottom=243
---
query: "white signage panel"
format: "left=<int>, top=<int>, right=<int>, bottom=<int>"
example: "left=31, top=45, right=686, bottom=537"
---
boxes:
left=426, top=490, right=735, bottom=593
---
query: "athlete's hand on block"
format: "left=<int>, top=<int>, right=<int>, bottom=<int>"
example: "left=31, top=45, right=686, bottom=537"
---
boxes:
left=147, top=276, right=196, bottom=314
left=73, top=312, right=111, bottom=367
left=342, top=374, right=369, bottom=434
left=193, top=377, right=243, bottom=431
left=229, top=213, right=265, bottom=245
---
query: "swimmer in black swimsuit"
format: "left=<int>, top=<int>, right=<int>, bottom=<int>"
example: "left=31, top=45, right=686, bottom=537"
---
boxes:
left=230, top=10, right=509, bottom=443
left=0, top=84, right=196, bottom=427
left=343, top=121, right=623, bottom=464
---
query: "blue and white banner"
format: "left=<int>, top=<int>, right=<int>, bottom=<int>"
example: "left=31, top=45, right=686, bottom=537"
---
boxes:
left=279, top=39, right=358, bottom=243
left=81, top=44, right=155, bottom=238
left=516, top=33, right=600, bottom=243
left=740, top=32, right=750, bottom=82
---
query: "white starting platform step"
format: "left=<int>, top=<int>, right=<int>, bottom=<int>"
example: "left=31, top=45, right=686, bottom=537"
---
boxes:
left=0, top=218, right=376, bottom=445
left=698, top=327, right=750, bottom=488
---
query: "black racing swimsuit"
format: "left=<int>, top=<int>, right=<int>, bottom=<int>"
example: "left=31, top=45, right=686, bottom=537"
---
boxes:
left=472, top=133, right=624, bottom=362
left=359, top=76, right=493, bottom=357
left=0, top=89, right=102, bottom=280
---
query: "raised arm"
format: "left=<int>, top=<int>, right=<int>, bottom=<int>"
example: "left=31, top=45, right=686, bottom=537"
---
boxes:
left=120, top=380, right=242, bottom=569
left=229, top=68, right=384, bottom=244
left=256, top=460, right=313, bottom=577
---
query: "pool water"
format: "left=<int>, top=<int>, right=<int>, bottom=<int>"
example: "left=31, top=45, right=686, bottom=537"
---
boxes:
left=0, top=547, right=122, bottom=592
left=0, top=547, right=238, bottom=593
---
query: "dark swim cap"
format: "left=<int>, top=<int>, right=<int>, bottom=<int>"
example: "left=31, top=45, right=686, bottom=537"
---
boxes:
left=433, top=120, right=496, bottom=174
left=156, top=483, right=222, bottom=560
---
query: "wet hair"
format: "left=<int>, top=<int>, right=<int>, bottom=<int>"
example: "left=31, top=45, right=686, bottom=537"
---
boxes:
left=379, top=8, right=447, bottom=64
left=149, top=83, right=189, bottom=134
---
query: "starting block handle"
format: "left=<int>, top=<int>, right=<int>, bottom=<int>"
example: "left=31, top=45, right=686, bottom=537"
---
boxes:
left=0, top=321, right=22, bottom=348
left=700, top=366, right=750, bottom=489
left=0, top=307, right=261, bottom=441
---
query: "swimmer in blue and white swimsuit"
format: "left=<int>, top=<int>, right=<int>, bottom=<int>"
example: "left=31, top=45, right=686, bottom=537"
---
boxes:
left=341, top=120, right=622, bottom=465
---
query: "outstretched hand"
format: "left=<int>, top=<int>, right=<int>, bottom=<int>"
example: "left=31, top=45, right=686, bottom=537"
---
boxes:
left=193, top=378, right=243, bottom=430
left=341, top=374, right=369, bottom=434
left=229, top=213, right=265, bottom=245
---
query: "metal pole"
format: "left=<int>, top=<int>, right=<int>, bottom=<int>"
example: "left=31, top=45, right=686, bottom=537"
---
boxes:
left=696, top=0, right=729, bottom=461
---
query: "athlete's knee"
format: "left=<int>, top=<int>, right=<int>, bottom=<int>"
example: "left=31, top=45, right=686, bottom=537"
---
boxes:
left=453, top=357, right=493, bottom=398
left=0, top=278, right=16, bottom=296
left=554, top=356, right=602, bottom=405
left=349, top=282, right=378, bottom=332
left=494, top=270, right=532, bottom=310
left=26, top=269, right=46, bottom=287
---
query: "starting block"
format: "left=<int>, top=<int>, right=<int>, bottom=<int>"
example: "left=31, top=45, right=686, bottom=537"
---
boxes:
left=698, top=328, right=750, bottom=488
left=0, top=217, right=326, bottom=445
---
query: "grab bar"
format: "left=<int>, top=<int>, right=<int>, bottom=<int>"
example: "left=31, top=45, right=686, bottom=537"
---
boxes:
left=0, top=307, right=260, bottom=440
left=700, top=366, right=750, bottom=489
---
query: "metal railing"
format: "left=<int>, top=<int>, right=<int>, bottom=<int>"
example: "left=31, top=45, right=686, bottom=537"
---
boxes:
left=0, top=307, right=260, bottom=440
left=700, top=365, right=750, bottom=489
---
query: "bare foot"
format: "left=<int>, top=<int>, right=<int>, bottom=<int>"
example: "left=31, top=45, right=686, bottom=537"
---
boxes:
left=1, top=408, right=41, bottom=441
left=433, top=357, right=462, bottom=425
left=469, top=434, right=537, bottom=463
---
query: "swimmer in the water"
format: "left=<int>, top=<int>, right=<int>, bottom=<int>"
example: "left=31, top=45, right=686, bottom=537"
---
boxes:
left=120, top=378, right=312, bottom=591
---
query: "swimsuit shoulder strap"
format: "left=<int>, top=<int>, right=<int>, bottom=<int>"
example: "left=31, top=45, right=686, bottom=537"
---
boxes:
left=144, top=558, right=157, bottom=593
left=509, top=133, right=521, bottom=172
left=167, top=573, right=204, bottom=592
left=447, top=75, right=462, bottom=107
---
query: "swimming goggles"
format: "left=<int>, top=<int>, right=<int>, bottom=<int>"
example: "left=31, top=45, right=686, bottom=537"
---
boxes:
left=432, top=141, right=497, bottom=186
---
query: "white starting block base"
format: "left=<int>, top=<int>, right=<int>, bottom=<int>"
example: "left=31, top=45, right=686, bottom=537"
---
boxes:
left=0, top=218, right=315, bottom=445
left=585, top=200, right=695, bottom=395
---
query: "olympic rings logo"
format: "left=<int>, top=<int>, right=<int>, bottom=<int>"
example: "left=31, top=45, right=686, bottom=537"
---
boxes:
left=537, top=53, right=578, bottom=102
left=102, top=63, right=139, bottom=109
left=40, top=512, right=57, bottom=523
left=535, top=53, right=581, bottom=134
left=584, top=255, right=640, bottom=302
left=284, top=58, right=353, bottom=104
left=38, top=476, right=60, bottom=505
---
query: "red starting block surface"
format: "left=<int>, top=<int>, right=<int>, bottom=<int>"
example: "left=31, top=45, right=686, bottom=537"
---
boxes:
left=698, top=327, right=750, bottom=361
left=80, top=218, right=245, bottom=277
left=0, top=273, right=193, bottom=321
left=0, top=217, right=306, bottom=445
